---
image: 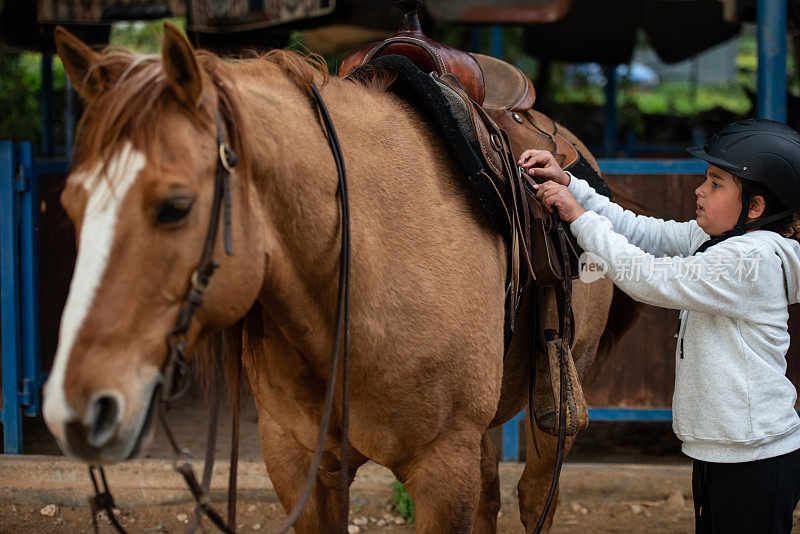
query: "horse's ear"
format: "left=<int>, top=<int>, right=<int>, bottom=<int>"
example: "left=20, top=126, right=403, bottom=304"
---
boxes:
left=162, top=21, right=202, bottom=107
left=54, top=26, right=107, bottom=101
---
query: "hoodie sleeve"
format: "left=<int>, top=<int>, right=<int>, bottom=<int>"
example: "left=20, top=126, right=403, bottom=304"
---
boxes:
left=567, top=172, right=705, bottom=258
left=570, top=211, right=757, bottom=318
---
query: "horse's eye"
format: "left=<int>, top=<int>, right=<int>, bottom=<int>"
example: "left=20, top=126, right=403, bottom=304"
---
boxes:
left=156, top=195, right=194, bottom=225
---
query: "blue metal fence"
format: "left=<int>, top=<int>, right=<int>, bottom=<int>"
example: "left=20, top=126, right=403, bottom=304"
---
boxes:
left=598, top=158, right=708, bottom=175
left=756, top=0, right=787, bottom=122
left=0, top=142, right=23, bottom=453
left=1, top=142, right=68, bottom=453
left=498, top=409, right=676, bottom=461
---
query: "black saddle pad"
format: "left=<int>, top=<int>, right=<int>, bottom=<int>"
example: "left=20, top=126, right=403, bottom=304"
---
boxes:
left=346, top=54, right=611, bottom=239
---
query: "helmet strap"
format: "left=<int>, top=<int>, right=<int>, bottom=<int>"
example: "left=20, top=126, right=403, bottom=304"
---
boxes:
left=693, top=179, right=751, bottom=255
left=732, top=179, right=751, bottom=236
left=743, top=209, right=793, bottom=231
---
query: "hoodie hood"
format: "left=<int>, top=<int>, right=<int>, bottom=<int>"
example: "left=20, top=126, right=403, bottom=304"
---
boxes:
left=759, top=231, right=800, bottom=305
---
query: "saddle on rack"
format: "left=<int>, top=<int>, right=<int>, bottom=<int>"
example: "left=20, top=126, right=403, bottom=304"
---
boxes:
left=340, top=0, right=592, bottom=296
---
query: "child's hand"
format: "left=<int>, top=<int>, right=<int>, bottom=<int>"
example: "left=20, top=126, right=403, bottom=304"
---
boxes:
left=518, top=149, right=571, bottom=186
left=533, top=180, right=587, bottom=223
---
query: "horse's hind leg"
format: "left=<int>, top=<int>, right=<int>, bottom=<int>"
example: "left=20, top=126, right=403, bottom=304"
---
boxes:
left=472, top=431, right=501, bottom=533
left=398, top=429, right=483, bottom=533
left=517, top=418, right=575, bottom=533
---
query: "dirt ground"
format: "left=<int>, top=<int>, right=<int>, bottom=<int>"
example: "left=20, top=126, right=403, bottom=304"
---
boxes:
left=2, top=488, right=798, bottom=533
left=6, top=385, right=799, bottom=533
left=0, top=498, right=698, bottom=534
left=2, top=458, right=798, bottom=534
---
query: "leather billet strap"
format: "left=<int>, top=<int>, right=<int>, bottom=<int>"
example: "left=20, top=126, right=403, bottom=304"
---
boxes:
left=275, top=82, right=352, bottom=534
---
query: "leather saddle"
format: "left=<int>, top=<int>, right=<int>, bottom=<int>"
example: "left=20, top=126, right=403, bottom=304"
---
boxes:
left=339, top=0, right=584, bottom=299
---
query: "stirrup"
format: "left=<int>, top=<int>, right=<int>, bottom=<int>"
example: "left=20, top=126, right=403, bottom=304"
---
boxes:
left=533, top=329, right=588, bottom=437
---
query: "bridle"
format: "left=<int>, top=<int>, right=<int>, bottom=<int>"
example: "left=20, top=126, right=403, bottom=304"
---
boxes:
left=87, top=81, right=353, bottom=534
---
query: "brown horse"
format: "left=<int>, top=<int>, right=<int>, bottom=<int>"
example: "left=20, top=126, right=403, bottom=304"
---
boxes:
left=43, top=23, right=634, bottom=533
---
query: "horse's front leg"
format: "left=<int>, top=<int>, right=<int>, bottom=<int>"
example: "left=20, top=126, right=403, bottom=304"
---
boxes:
left=396, top=427, right=483, bottom=533
left=255, top=405, right=366, bottom=534
left=517, top=416, right=576, bottom=533
left=472, top=431, right=501, bottom=533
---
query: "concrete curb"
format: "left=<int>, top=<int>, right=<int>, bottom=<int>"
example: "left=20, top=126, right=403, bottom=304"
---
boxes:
left=0, top=455, right=692, bottom=509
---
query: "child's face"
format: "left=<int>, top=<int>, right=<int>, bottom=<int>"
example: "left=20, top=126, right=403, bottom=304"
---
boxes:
left=694, top=165, right=743, bottom=236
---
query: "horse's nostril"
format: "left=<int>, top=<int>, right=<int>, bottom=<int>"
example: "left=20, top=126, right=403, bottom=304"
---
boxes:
left=86, top=393, right=123, bottom=448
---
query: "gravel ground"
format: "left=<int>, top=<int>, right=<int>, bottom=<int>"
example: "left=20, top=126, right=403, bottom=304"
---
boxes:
left=9, top=385, right=799, bottom=532
left=0, top=498, right=700, bottom=534
left=2, top=459, right=798, bottom=533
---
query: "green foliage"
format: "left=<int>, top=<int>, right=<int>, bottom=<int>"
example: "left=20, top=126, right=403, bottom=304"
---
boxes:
left=0, top=17, right=181, bottom=146
left=445, top=25, right=756, bottom=118
left=626, top=82, right=751, bottom=115
left=547, top=72, right=753, bottom=119
left=109, top=18, right=185, bottom=53
left=0, top=52, right=66, bottom=143
left=0, top=52, right=41, bottom=141
left=391, top=480, right=415, bottom=524
left=287, top=30, right=305, bottom=52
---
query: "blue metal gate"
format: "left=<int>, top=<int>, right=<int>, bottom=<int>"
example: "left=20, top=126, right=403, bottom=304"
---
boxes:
left=1, top=142, right=69, bottom=453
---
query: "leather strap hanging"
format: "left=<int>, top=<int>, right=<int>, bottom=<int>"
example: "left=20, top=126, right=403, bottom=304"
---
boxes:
left=275, top=82, right=352, bottom=534
left=531, top=224, right=573, bottom=534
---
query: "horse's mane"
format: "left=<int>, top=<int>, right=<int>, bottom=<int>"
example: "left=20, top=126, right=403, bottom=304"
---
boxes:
left=73, top=49, right=242, bottom=183
left=74, top=46, right=391, bottom=183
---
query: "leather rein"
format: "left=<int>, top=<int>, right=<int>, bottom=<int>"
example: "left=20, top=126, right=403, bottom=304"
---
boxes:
left=87, top=82, right=353, bottom=534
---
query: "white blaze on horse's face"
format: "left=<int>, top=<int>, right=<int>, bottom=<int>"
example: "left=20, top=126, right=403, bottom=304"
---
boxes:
left=43, top=142, right=156, bottom=461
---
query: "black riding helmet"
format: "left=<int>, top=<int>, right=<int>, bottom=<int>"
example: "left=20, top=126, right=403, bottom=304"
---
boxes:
left=688, top=119, right=800, bottom=241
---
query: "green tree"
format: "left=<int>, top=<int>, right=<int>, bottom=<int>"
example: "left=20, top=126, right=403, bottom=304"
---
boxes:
left=0, top=52, right=42, bottom=142
left=109, top=18, right=185, bottom=53
left=0, top=51, right=66, bottom=145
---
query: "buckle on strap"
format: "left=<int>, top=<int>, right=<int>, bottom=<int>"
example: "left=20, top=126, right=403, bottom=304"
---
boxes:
left=191, top=269, right=211, bottom=294
left=219, top=143, right=237, bottom=174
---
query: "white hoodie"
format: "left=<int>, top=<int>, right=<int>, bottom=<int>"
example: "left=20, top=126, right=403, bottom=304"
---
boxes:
left=567, top=173, right=800, bottom=462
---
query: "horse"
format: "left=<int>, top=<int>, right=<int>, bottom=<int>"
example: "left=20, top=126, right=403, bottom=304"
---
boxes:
left=43, top=23, right=636, bottom=533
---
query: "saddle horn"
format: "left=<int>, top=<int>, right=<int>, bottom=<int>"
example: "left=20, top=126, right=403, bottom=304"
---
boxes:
left=394, top=0, right=424, bottom=32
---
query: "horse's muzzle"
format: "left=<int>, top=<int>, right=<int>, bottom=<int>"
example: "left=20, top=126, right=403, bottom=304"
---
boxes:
left=58, top=379, right=161, bottom=464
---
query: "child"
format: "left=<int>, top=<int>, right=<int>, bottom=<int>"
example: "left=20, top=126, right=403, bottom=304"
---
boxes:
left=519, top=118, right=800, bottom=533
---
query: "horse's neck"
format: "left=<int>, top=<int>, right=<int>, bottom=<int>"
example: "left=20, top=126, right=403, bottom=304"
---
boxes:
left=236, top=68, right=457, bottom=363
left=238, top=68, right=454, bottom=242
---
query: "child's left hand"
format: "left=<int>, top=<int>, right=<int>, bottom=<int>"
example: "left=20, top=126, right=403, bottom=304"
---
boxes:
left=533, top=180, right=587, bottom=223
